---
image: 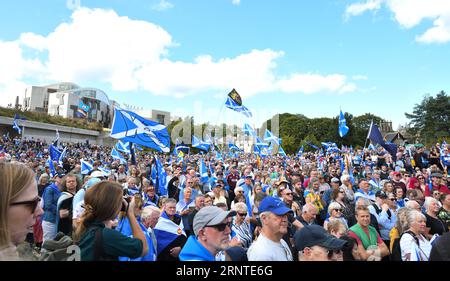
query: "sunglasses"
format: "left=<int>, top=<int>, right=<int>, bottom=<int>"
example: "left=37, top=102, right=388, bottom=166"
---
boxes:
left=10, top=196, right=41, bottom=213
left=333, top=208, right=343, bottom=212
left=207, top=222, right=231, bottom=232
left=237, top=212, right=247, bottom=217
left=339, top=191, right=345, bottom=194
left=285, top=193, right=293, bottom=196
left=389, top=198, right=397, bottom=201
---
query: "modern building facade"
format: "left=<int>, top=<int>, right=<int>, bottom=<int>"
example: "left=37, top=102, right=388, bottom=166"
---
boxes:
left=22, top=82, right=171, bottom=129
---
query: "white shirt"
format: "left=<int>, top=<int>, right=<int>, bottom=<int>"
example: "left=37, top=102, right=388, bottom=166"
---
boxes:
left=247, top=233, right=292, bottom=261
left=400, top=232, right=432, bottom=261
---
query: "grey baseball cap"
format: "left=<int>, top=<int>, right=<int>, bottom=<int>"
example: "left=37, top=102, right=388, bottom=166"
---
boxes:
left=193, top=206, right=236, bottom=236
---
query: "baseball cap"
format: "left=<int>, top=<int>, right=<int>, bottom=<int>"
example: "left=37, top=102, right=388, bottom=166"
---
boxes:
left=375, top=190, right=388, bottom=199
left=294, top=225, right=347, bottom=252
left=331, top=177, right=340, bottom=183
left=393, top=171, right=401, bottom=176
left=193, top=206, right=236, bottom=236
left=55, top=171, right=66, bottom=178
left=258, top=197, right=293, bottom=216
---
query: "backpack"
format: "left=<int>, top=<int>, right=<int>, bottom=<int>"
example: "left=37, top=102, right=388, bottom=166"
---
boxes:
left=39, top=229, right=104, bottom=261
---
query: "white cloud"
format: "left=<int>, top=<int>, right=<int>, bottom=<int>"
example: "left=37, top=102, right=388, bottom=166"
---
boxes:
left=232, top=0, right=241, bottom=5
left=152, top=0, right=174, bottom=11
left=0, top=7, right=360, bottom=105
left=0, top=40, right=46, bottom=106
left=345, top=0, right=383, bottom=18
left=345, top=0, right=450, bottom=43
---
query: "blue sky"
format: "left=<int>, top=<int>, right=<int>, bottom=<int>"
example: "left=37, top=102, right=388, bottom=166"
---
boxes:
left=0, top=0, right=449, bottom=130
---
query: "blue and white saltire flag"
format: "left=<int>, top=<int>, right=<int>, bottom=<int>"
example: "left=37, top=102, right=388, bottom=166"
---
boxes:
left=58, top=147, right=67, bottom=167
left=111, top=147, right=127, bottom=164
left=278, top=146, right=287, bottom=157
left=367, top=121, right=398, bottom=161
left=154, top=212, right=186, bottom=256
left=225, top=97, right=252, bottom=118
left=242, top=123, right=257, bottom=137
left=253, top=145, right=261, bottom=156
left=228, top=143, right=242, bottom=152
left=192, top=136, right=210, bottom=152
left=297, top=146, right=304, bottom=157
left=110, top=108, right=170, bottom=153
left=152, top=156, right=168, bottom=196
left=306, top=141, right=319, bottom=150
left=98, top=167, right=111, bottom=177
left=46, top=156, right=56, bottom=177
left=115, top=140, right=131, bottom=154
left=255, top=137, right=269, bottom=148
left=81, top=159, right=93, bottom=175
left=12, top=116, right=21, bottom=134
left=200, top=158, right=209, bottom=184
left=264, top=129, right=280, bottom=145
left=215, top=151, right=223, bottom=161
left=117, top=217, right=156, bottom=261
left=134, top=144, right=143, bottom=151
left=368, top=144, right=376, bottom=151
left=339, top=110, right=349, bottom=138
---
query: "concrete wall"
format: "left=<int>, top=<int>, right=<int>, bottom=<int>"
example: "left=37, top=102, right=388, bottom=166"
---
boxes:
left=0, top=116, right=106, bottom=145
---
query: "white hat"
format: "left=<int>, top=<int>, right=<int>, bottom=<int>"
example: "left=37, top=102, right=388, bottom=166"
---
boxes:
left=90, top=170, right=106, bottom=178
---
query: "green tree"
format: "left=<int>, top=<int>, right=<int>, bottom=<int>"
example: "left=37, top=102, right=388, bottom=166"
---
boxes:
left=405, top=91, right=450, bottom=145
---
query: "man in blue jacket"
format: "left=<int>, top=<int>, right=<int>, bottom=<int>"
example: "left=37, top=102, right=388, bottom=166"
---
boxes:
left=42, top=172, right=64, bottom=242
left=179, top=206, right=236, bottom=261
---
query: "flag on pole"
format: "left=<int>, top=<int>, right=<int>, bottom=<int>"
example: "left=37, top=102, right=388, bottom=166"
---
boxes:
left=110, top=108, right=170, bottom=153
left=115, top=141, right=131, bottom=154
left=111, top=147, right=127, bottom=164
left=46, top=156, right=56, bottom=177
left=200, top=158, right=209, bottom=184
left=242, top=124, right=257, bottom=137
left=81, top=159, right=93, bottom=175
left=264, top=129, right=280, bottom=145
left=278, top=146, right=287, bottom=157
left=225, top=89, right=252, bottom=118
left=12, top=116, right=21, bottom=134
left=338, top=110, right=349, bottom=137
left=192, top=136, right=210, bottom=152
left=367, top=121, right=398, bottom=161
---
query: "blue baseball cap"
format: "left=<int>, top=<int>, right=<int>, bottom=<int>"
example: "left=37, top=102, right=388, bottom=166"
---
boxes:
left=258, top=197, right=293, bottom=216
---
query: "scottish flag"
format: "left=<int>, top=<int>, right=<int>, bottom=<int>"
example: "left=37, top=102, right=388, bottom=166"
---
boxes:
left=306, top=141, right=319, bottom=150
left=225, top=97, right=252, bottom=118
left=255, top=137, right=268, bottom=147
left=110, top=108, right=170, bottom=153
left=12, top=116, right=21, bottom=134
left=111, top=147, right=127, bottom=164
left=338, top=110, right=349, bottom=137
left=200, top=158, right=209, bottom=184
left=154, top=212, right=186, bottom=256
left=215, top=151, right=223, bottom=161
left=58, top=147, right=67, bottom=166
left=98, top=167, right=111, bottom=176
left=81, top=159, right=93, bottom=175
left=46, top=156, right=56, bottom=177
left=115, top=140, right=131, bottom=154
left=228, top=143, right=242, bottom=152
left=79, top=100, right=90, bottom=112
left=192, top=136, right=210, bottom=152
left=242, top=123, right=257, bottom=137
left=117, top=217, right=156, bottom=261
left=264, top=129, right=280, bottom=145
left=152, top=156, right=168, bottom=196
left=297, top=146, right=304, bottom=157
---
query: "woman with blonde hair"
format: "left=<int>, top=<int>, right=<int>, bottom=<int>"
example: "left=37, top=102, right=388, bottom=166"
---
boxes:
left=0, top=162, right=44, bottom=260
left=75, top=181, right=148, bottom=261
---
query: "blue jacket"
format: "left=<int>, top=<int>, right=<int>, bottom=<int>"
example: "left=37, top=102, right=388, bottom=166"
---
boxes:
left=179, top=236, right=216, bottom=261
left=42, top=183, right=62, bottom=223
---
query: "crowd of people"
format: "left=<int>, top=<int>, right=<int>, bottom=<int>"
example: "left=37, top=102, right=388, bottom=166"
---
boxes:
left=0, top=134, right=449, bottom=261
